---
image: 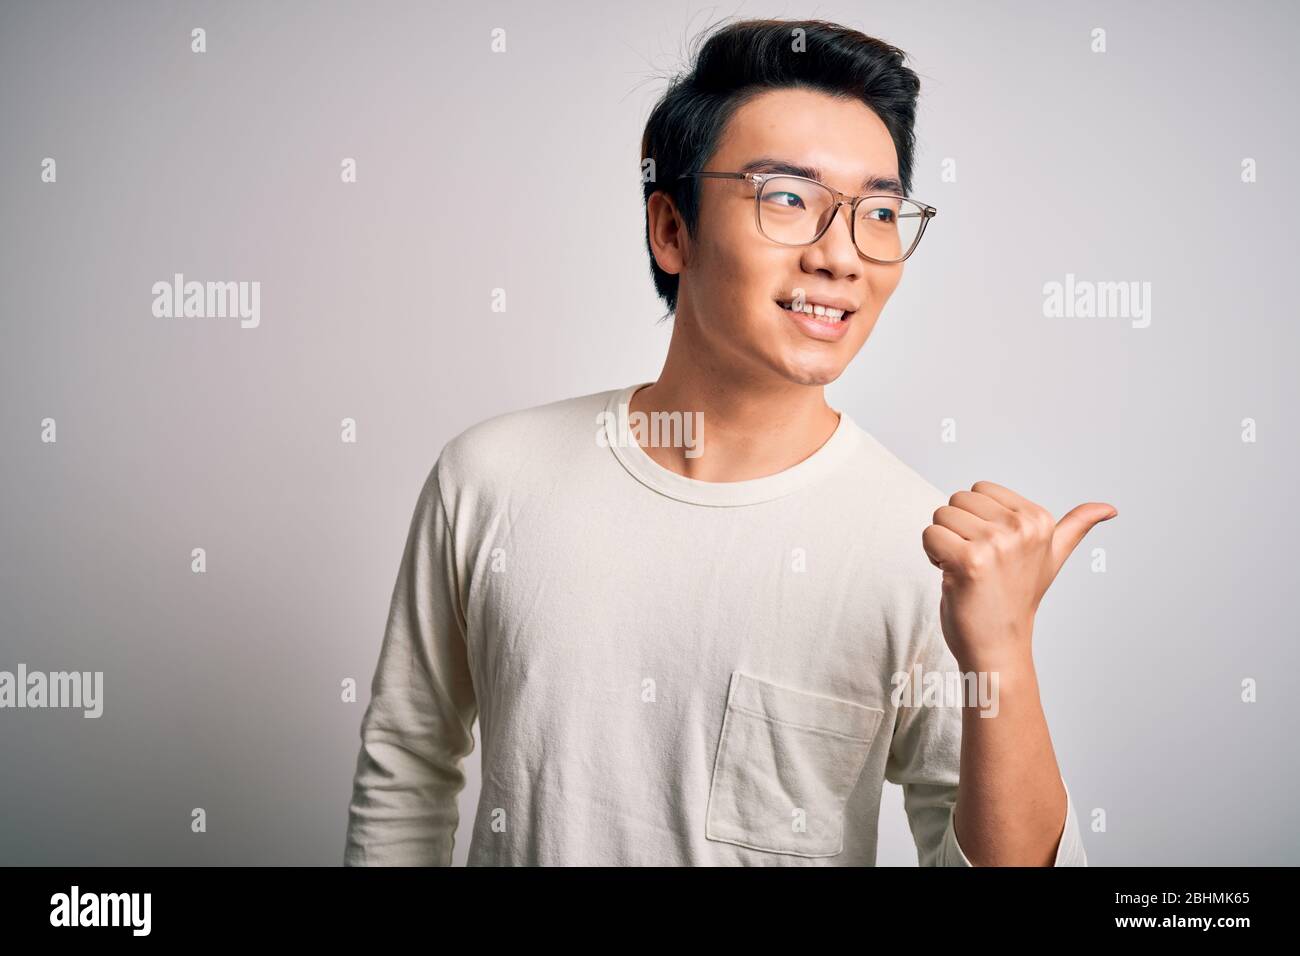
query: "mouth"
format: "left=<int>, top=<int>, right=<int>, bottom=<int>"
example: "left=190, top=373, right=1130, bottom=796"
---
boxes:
left=776, top=298, right=856, bottom=339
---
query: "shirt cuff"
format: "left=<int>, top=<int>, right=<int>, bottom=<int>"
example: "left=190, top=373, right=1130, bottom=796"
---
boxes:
left=940, top=777, right=1088, bottom=866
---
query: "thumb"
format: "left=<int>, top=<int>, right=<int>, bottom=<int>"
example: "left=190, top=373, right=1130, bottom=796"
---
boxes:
left=1050, top=502, right=1118, bottom=576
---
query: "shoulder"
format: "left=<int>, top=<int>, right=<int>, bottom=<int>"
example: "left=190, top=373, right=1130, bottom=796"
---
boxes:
left=834, top=418, right=951, bottom=600
left=432, top=386, right=618, bottom=493
left=839, top=417, right=950, bottom=519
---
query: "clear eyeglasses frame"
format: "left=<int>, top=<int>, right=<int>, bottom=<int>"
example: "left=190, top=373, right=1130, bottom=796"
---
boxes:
left=676, top=170, right=938, bottom=264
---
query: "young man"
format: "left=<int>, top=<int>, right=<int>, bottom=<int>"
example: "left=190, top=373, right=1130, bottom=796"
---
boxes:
left=344, top=18, right=1113, bottom=866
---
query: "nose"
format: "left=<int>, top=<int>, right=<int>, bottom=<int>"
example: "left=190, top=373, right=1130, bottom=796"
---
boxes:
left=803, top=201, right=861, bottom=279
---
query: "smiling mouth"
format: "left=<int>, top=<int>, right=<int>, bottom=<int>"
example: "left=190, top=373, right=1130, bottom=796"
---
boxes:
left=776, top=299, right=854, bottom=325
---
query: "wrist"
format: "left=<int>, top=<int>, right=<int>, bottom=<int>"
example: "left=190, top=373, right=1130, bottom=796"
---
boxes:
left=954, top=652, right=1036, bottom=688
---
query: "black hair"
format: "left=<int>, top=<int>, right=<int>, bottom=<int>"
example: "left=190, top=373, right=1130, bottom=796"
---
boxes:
left=639, top=17, right=922, bottom=319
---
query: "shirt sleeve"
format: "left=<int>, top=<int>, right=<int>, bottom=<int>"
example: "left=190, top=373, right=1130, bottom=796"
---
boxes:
left=939, top=775, right=1088, bottom=866
left=344, top=461, right=479, bottom=866
left=884, top=605, right=1088, bottom=867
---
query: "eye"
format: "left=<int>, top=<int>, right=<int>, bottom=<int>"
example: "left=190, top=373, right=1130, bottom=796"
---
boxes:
left=763, top=190, right=806, bottom=210
left=861, top=205, right=896, bottom=224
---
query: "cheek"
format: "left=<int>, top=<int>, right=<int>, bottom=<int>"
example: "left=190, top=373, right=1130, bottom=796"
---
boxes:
left=869, top=264, right=904, bottom=300
left=711, top=244, right=789, bottom=313
left=850, top=310, right=882, bottom=344
left=698, top=226, right=753, bottom=293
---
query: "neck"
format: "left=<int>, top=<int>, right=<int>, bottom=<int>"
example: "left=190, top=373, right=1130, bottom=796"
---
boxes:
left=627, top=317, right=841, bottom=482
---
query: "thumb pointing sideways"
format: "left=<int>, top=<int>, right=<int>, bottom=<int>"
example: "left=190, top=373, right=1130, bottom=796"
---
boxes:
left=1050, top=503, right=1118, bottom=577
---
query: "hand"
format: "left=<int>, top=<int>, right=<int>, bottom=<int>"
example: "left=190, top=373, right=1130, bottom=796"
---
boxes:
left=921, top=481, right=1117, bottom=670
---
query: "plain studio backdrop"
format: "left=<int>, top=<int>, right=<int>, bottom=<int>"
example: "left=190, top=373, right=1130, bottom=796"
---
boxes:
left=1, top=0, right=1296, bottom=865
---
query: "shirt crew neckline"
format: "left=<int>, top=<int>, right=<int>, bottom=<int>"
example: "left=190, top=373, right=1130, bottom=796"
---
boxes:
left=602, top=381, right=859, bottom=507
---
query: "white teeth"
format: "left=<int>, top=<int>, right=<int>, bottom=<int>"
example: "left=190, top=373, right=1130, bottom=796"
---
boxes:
left=780, top=301, right=848, bottom=322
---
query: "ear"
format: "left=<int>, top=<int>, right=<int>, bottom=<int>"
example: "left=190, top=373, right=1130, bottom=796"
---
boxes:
left=647, top=190, right=687, bottom=277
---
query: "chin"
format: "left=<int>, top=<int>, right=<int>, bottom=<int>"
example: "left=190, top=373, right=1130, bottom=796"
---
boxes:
left=776, top=361, right=847, bottom=387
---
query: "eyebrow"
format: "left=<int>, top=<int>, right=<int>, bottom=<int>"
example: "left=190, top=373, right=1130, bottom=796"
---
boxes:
left=738, top=157, right=905, bottom=196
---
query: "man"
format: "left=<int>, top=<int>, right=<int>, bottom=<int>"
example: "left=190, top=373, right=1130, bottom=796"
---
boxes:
left=344, top=17, right=1113, bottom=866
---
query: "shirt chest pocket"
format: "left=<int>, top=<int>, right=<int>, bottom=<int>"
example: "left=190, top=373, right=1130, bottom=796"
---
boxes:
left=705, top=670, right=885, bottom=858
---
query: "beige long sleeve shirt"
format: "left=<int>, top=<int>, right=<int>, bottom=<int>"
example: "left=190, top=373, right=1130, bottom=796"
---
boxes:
left=344, top=383, right=1087, bottom=866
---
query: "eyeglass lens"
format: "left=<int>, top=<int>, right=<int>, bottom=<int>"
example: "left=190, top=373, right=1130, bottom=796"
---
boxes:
left=758, top=175, right=924, bottom=262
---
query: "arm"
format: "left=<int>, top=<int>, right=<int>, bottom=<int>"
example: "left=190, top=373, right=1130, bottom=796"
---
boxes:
left=886, top=606, right=1086, bottom=866
left=920, top=479, right=1111, bottom=866
left=344, top=461, right=478, bottom=866
left=950, top=652, right=1085, bottom=866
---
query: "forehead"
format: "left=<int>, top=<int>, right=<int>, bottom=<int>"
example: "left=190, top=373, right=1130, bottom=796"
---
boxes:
left=710, top=87, right=899, bottom=190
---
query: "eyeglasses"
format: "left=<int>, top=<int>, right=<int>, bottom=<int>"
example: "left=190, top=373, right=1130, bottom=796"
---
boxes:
left=676, top=171, right=937, bottom=264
